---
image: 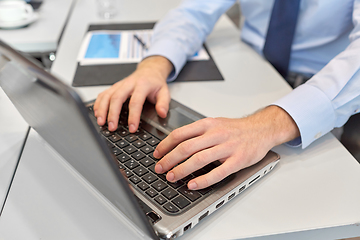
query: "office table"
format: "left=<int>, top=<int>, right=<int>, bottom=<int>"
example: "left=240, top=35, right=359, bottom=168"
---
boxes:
left=0, top=0, right=360, bottom=239
left=0, top=0, right=74, bottom=55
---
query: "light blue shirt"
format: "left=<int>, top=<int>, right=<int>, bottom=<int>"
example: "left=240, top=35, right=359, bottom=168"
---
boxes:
left=145, top=0, right=360, bottom=148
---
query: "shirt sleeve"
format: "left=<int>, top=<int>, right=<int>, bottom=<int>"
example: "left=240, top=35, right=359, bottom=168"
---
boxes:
left=144, top=0, right=236, bottom=81
left=273, top=0, right=360, bottom=149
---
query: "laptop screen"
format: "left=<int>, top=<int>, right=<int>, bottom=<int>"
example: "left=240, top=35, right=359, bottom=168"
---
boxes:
left=0, top=40, right=157, bottom=239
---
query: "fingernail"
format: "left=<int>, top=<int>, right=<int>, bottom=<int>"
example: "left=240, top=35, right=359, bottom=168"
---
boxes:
left=188, top=181, right=197, bottom=190
left=155, top=164, right=163, bottom=173
left=108, top=122, right=114, bottom=130
left=153, top=150, right=159, bottom=158
left=161, top=107, right=166, bottom=115
left=167, top=172, right=174, bottom=181
left=129, top=124, right=135, bottom=132
left=97, top=117, right=103, bottom=124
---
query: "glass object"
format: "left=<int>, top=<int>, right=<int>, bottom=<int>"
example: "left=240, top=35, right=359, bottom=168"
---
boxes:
left=96, top=0, right=118, bottom=19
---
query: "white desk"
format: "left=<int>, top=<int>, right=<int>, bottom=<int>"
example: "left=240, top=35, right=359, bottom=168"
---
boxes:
left=0, top=0, right=74, bottom=54
left=1, top=0, right=360, bottom=239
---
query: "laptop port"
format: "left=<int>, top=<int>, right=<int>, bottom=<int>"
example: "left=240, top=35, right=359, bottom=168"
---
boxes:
left=146, top=211, right=161, bottom=224
left=216, top=200, right=225, bottom=209
left=239, top=185, right=246, bottom=193
left=249, top=175, right=261, bottom=185
left=184, top=223, right=192, bottom=232
left=198, top=211, right=209, bottom=222
left=228, top=192, right=235, bottom=201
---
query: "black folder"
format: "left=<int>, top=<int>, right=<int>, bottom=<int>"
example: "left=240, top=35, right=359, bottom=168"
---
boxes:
left=72, top=23, right=224, bottom=87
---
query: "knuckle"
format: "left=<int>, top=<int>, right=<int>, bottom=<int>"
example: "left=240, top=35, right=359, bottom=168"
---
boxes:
left=170, top=128, right=183, bottom=142
left=215, top=166, right=229, bottom=180
left=174, top=165, right=187, bottom=178
left=199, top=174, right=210, bottom=187
left=160, top=157, right=173, bottom=170
left=178, top=142, right=190, bottom=156
left=193, top=152, right=208, bottom=166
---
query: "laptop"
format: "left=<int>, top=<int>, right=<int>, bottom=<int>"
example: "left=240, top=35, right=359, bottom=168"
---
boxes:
left=0, top=39, right=280, bottom=240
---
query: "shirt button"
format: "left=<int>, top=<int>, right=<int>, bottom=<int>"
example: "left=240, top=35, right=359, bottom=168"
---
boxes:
left=314, top=132, right=322, bottom=139
left=354, top=109, right=359, bottom=113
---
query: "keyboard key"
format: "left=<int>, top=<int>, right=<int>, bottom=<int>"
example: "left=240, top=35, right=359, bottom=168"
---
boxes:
left=117, top=153, right=131, bottom=163
left=133, top=166, right=148, bottom=177
left=125, top=134, right=138, bottom=142
left=101, top=129, right=113, bottom=137
left=169, top=180, right=184, bottom=189
left=129, top=176, right=141, bottom=184
left=117, top=127, right=129, bottom=137
left=137, top=182, right=149, bottom=191
left=124, top=160, right=139, bottom=170
left=142, top=173, right=158, bottom=184
left=116, top=139, right=129, bottom=148
left=178, top=186, right=201, bottom=202
left=198, top=187, right=212, bottom=195
left=146, top=138, right=160, bottom=146
left=124, top=169, right=133, bottom=178
left=111, top=147, right=122, bottom=155
left=154, top=195, right=167, bottom=205
left=140, top=145, right=154, bottom=154
left=193, top=168, right=207, bottom=177
left=172, top=195, right=191, bottom=209
left=151, top=180, right=168, bottom=192
left=139, top=157, right=154, bottom=167
left=131, top=151, right=145, bottom=160
left=148, top=164, right=156, bottom=174
left=158, top=174, right=167, bottom=182
left=163, top=202, right=179, bottom=213
left=133, top=139, right=146, bottom=148
left=109, top=133, right=121, bottom=142
left=138, top=132, right=152, bottom=140
left=182, top=174, right=194, bottom=182
left=118, top=163, right=125, bottom=170
left=124, top=146, right=137, bottom=154
left=161, top=188, right=178, bottom=200
left=145, top=188, right=158, bottom=198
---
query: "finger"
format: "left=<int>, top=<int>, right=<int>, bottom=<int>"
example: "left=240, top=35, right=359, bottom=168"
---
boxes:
left=187, top=159, right=239, bottom=190
left=155, top=130, right=219, bottom=174
left=94, top=86, right=120, bottom=125
left=95, top=93, right=112, bottom=126
left=165, top=144, right=231, bottom=182
left=155, top=86, right=170, bottom=118
left=154, top=118, right=212, bottom=159
left=128, top=87, right=149, bottom=133
left=107, top=85, right=133, bottom=131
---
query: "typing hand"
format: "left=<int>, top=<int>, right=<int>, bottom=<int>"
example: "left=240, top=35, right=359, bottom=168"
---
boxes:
left=94, top=56, right=173, bottom=132
left=154, top=106, right=300, bottom=190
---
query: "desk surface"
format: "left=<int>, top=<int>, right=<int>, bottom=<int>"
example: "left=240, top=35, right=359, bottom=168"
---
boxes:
left=1, top=0, right=360, bottom=239
left=0, top=0, right=74, bottom=53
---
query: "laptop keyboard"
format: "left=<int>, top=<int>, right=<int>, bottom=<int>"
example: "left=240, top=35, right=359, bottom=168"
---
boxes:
left=87, top=104, right=221, bottom=215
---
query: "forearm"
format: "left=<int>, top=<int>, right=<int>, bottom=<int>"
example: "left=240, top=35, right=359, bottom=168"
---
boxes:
left=145, top=0, right=235, bottom=81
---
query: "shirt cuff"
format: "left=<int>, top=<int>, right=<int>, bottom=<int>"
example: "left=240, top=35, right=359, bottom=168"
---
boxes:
left=144, top=39, right=187, bottom=82
left=272, top=84, right=336, bottom=149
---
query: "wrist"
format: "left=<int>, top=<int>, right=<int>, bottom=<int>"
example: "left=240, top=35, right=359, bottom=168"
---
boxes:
left=137, top=56, right=173, bottom=80
left=248, top=105, right=300, bottom=148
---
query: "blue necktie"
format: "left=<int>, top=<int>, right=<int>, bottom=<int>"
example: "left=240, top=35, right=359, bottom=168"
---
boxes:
left=263, top=0, right=301, bottom=78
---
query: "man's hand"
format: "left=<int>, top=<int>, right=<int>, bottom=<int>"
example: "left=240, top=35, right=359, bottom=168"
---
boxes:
left=94, top=56, right=173, bottom=132
left=153, top=105, right=300, bottom=190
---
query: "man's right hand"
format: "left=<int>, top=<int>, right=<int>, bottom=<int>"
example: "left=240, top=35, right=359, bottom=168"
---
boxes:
left=93, top=56, right=173, bottom=132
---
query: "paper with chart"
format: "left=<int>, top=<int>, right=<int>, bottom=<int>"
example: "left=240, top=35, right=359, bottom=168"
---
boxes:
left=77, top=29, right=210, bottom=66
